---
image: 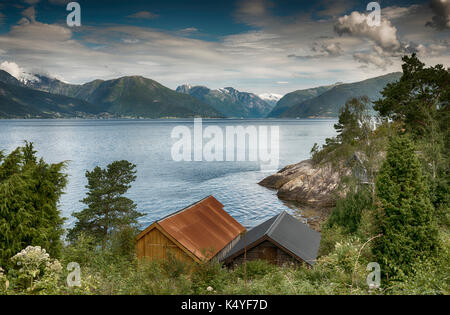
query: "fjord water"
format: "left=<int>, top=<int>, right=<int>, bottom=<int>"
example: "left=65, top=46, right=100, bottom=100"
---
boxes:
left=0, top=119, right=336, bottom=228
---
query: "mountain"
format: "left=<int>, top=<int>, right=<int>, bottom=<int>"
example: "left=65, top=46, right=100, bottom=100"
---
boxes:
left=277, top=72, right=402, bottom=118
left=259, top=93, right=283, bottom=107
left=267, top=84, right=338, bottom=118
left=23, top=75, right=223, bottom=118
left=176, top=84, right=274, bottom=118
left=0, top=70, right=103, bottom=118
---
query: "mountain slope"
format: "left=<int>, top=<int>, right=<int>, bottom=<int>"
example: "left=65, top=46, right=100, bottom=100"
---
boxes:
left=279, top=72, right=402, bottom=118
left=25, top=75, right=222, bottom=118
left=0, top=70, right=102, bottom=118
left=176, top=84, right=273, bottom=118
left=267, top=84, right=338, bottom=118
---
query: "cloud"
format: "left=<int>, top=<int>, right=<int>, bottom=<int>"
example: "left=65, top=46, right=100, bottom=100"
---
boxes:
left=312, top=41, right=342, bottom=56
left=426, top=0, right=450, bottom=30
left=383, top=5, right=420, bottom=19
left=126, top=11, right=159, bottom=19
left=353, top=52, right=391, bottom=69
left=0, top=60, right=39, bottom=82
left=334, top=11, right=401, bottom=52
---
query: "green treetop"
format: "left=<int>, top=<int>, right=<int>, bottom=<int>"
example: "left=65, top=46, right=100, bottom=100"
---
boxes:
left=68, top=160, right=143, bottom=248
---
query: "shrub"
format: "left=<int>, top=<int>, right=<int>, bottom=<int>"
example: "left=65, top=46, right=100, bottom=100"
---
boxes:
left=232, top=259, right=277, bottom=280
left=191, top=261, right=227, bottom=294
left=326, top=187, right=373, bottom=234
left=9, top=246, right=63, bottom=293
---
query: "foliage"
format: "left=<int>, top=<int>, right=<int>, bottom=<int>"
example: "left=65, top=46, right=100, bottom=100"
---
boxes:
left=191, top=261, right=228, bottom=294
left=8, top=246, right=63, bottom=294
left=390, top=228, right=450, bottom=295
left=232, top=259, right=277, bottom=280
left=374, top=53, right=449, bottom=213
left=373, top=136, right=439, bottom=278
left=325, top=187, right=373, bottom=234
left=68, top=160, right=143, bottom=248
left=374, top=54, right=449, bottom=140
left=0, top=142, right=67, bottom=268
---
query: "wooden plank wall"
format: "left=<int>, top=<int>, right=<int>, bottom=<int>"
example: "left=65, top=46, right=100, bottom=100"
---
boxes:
left=228, top=240, right=301, bottom=267
left=137, top=227, right=194, bottom=263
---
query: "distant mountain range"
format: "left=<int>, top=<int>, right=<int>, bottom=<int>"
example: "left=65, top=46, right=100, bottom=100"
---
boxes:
left=176, top=84, right=274, bottom=118
left=0, top=70, right=104, bottom=118
left=20, top=74, right=222, bottom=118
left=0, top=68, right=402, bottom=119
left=274, top=72, right=402, bottom=118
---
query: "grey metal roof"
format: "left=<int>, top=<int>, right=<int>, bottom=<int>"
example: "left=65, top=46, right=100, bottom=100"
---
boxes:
left=224, top=211, right=321, bottom=265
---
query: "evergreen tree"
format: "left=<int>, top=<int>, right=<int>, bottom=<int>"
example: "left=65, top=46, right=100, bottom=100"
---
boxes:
left=68, top=160, right=143, bottom=248
left=0, top=143, right=67, bottom=268
left=373, top=136, right=439, bottom=278
left=374, top=54, right=449, bottom=212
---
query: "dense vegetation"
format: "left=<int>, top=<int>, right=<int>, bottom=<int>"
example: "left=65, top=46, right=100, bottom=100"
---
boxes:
left=0, top=54, right=448, bottom=295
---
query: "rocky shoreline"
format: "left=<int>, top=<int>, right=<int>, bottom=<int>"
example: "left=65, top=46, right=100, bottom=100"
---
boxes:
left=259, top=159, right=349, bottom=231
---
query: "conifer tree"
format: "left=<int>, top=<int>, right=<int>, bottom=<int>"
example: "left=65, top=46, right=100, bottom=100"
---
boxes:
left=373, top=136, right=439, bottom=277
left=0, top=143, right=66, bottom=268
left=68, top=160, right=143, bottom=248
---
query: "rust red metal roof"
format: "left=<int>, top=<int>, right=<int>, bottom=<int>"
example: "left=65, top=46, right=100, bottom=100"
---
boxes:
left=157, top=196, right=245, bottom=261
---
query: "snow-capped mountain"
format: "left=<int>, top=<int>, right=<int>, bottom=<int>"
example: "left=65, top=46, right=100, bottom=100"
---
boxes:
left=258, top=93, right=283, bottom=107
left=176, top=84, right=274, bottom=118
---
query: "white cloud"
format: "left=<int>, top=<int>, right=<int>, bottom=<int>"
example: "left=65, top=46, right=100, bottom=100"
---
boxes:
left=0, top=60, right=39, bottom=82
left=334, top=11, right=401, bottom=52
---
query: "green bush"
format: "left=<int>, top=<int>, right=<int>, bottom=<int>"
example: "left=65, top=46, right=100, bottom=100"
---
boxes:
left=232, top=259, right=277, bottom=280
left=191, top=261, right=227, bottom=294
left=326, top=187, right=373, bottom=234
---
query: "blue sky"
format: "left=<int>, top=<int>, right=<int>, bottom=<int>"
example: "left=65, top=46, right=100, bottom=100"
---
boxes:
left=0, top=0, right=448, bottom=95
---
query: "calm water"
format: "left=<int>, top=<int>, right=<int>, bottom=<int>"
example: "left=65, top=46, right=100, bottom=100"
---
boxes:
left=0, top=119, right=336, bottom=229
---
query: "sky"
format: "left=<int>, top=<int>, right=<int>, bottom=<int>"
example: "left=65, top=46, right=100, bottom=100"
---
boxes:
left=0, top=0, right=448, bottom=95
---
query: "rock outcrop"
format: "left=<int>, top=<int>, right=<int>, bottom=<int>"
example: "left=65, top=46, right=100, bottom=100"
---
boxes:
left=259, top=159, right=350, bottom=207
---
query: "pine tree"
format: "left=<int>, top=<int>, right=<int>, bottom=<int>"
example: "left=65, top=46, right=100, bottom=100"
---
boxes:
left=0, top=143, right=67, bottom=268
left=373, top=136, right=439, bottom=278
left=68, top=160, right=143, bottom=248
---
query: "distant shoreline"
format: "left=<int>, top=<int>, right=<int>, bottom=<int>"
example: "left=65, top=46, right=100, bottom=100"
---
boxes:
left=0, top=117, right=338, bottom=121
